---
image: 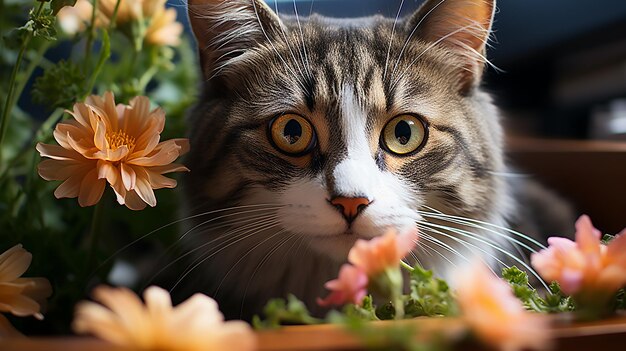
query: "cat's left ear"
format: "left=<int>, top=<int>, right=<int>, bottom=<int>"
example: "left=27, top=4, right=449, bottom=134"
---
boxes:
left=407, top=0, right=496, bottom=94
left=187, top=0, right=285, bottom=80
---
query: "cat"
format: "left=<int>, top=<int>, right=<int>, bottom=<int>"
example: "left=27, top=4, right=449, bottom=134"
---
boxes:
left=180, top=0, right=573, bottom=320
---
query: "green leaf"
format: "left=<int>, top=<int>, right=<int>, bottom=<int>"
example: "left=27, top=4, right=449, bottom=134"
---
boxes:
left=375, top=302, right=396, bottom=320
left=50, top=0, right=78, bottom=15
left=406, top=265, right=457, bottom=317
left=252, top=294, right=322, bottom=330
left=30, top=8, right=57, bottom=41
left=602, top=234, right=616, bottom=245
left=32, top=60, right=86, bottom=109
left=502, top=267, right=574, bottom=313
left=343, top=295, right=380, bottom=321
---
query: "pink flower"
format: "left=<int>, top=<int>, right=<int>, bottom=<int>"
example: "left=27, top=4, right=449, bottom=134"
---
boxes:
left=348, top=229, right=418, bottom=276
left=456, top=262, right=550, bottom=351
left=317, top=264, right=368, bottom=307
left=531, top=215, right=626, bottom=297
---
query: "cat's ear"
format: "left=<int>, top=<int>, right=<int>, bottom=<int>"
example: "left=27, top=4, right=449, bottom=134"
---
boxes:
left=187, top=0, right=285, bottom=79
left=407, top=0, right=496, bottom=93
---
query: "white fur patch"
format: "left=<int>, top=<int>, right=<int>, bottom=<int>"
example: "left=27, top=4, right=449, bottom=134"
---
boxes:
left=263, top=83, right=421, bottom=258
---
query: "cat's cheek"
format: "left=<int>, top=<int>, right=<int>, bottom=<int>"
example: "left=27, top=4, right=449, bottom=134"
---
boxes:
left=275, top=178, right=348, bottom=237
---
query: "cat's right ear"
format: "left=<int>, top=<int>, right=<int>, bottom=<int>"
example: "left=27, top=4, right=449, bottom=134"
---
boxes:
left=187, top=0, right=285, bottom=79
left=406, top=0, right=496, bottom=94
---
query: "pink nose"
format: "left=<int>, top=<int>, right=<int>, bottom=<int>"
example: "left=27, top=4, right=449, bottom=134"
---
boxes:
left=329, top=197, right=372, bottom=224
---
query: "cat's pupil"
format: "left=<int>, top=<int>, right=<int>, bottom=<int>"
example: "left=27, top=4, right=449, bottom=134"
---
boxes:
left=395, top=120, right=412, bottom=145
left=284, top=119, right=302, bottom=144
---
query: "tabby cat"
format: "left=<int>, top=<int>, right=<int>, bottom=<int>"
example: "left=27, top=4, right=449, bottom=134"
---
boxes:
left=182, top=0, right=572, bottom=319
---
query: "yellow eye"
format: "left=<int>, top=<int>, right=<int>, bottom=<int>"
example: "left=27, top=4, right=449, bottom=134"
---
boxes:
left=269, top=114, right=316, bottom=156
left=381, top=114, right=428, bottom=156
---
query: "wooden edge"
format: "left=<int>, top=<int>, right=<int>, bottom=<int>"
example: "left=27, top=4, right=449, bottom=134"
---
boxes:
left=506, top=137, right=626, bottom=153
left=2, top=315, right=626, bottom=351
left=256, top=317, right=467, bottom=351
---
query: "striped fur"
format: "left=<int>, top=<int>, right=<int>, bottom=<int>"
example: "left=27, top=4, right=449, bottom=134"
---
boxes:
left=182, top=0, right=520, bottom=319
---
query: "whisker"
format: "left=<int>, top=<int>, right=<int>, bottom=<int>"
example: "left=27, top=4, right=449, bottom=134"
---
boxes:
left=419, top=207, right=546, bottom=250
left=420, top=220, right=548, bottom=290
left=392, top=23, right=480, bottom=89
left=292, top=0, right=312, bottom=78
left=239, top=233, right=303, bottom=317
left=169, top=221, right=282, bottom=292
left=382, top=0, right=405, bottom=81
left=93, top=204, right=283, bottom=275
left=177, top=217, right=281, bottom=275
left=418, top=235, right=463, bottom=267
left=141, top=213, right=279, bottom=287
left=417, top=223, right=505, bottom=277
left=390, top=0, right=448, bottom=82
left=213, top=229, right=289, bottom=296
left=419, top=212, right=538, bottom=253
left=273, top=0, right=308, bottom=80
left=251, top=0, right=307, bottom=91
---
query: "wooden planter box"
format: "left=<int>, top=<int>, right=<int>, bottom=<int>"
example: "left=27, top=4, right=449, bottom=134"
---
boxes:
left=2, top=314, right=626, bottom=350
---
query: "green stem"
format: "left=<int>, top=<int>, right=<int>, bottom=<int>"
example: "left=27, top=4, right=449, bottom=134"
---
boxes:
left=137, top=65, right=159, bottom=94
left=0, top=2, right=45, bottom=163
left=108, top=0, right=122, bottom=31
left=400, top=260, right=414, bottom=272
left=13, top=41, right=52, bottom=112
left=86, top=197, right=106, bottom=276
left=393, top=293, right=405, bottom=320
left=85, top=0, right=99, bottom=66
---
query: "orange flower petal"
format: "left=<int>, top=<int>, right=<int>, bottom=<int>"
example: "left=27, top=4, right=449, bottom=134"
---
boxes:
left=130, top=140, right=184, bottom=167
left=77, top=169, right=106, bottom=207
left=97, top=160, right=119, bottom=185
left=54, top=120, right=90, bottom=149
left=36, top=143, right=83, bottom=161
left=0, top=292, right=42, bottom=318
left=120, top=163, right=136, bottom=191
left=73, top=302, right=130, bottom=345
left=54, top=173, right=88, bottom=199
left=17, top=277, right=52, bottom=307
left=0, top=245, right=32, bottom=282
left=124, top=190, right=148, bottom=211
left=94, top=119, right=108, bottom=150
left=148, top=163, right=190, bottom=175
left=133, top=167, right=157, bottom=207
left=146, top=171, right=177, bottom=190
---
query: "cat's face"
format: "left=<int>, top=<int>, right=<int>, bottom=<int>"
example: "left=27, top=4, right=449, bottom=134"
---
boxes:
left=186, top=0, right=509, bottom=268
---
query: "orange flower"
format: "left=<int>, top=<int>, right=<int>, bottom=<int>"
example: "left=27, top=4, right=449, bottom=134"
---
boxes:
left=317, top=264, right=368, bottom=307
left=98, top=0, right=183, bottom=46
left=98, top=0, right=141, bottom=23
left=57, top=0, right=97, bottom=36
left=531, top=215, right=626, bottom=299
left=145, top=4, right=183, bottom=47
left=348, top=229, right=418, bottom=276
left=37, top=92, right=189, bottom=210
left=73, top=286, right=256, bottom=351
left=456, top=262, right=550, bottom=351
left=0, top=245, right=53, bottom=337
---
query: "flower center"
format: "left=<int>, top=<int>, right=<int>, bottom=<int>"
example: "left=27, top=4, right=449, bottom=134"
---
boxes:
left=106, top=130, right=136, bottom=151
